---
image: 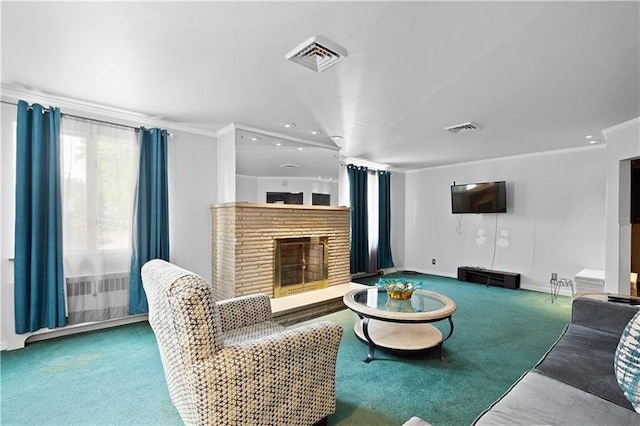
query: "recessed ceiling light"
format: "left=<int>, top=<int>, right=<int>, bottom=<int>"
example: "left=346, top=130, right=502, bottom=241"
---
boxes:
left=586, top=135, right=594, bottom=139
left=310, top=129, right=323, bottom=135
left=282, top=123, right=296, bottom=128
left=589, top=139, right=599, bottom=144
left=297, top=147, right=303, bottom=151
left=275, top=142, right=282, bottom=146
left=250, top=136, right=261, bottom=141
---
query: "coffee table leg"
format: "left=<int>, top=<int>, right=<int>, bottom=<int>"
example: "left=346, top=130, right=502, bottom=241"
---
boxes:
left=438, top=342, right=446, bottom=362
left=361, top=317, right=375, bottom=363
left=443, top=316, right=455, bottom=341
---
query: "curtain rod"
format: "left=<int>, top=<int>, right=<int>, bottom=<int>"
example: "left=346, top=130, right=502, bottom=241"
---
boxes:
left=341, top=163, right=392, bottom=174
left=1, top=99, right=145, bottom=132
left=63, top=113, right=139, bottom=132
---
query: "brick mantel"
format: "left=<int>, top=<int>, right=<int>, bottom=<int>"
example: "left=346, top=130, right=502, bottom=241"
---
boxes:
left=210, top=203, right=351, bottom=300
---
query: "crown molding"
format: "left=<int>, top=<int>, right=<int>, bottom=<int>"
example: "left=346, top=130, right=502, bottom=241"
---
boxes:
left=1, top=84, right=218, bottom=138
left=602, top=116, right=640, bottom=138
left=406, top=144, right=606, bottom=173
left=236, top=173, right=336, bottom=182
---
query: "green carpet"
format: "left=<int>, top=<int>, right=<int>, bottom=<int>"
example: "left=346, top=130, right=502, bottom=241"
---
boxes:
left=1, top=273, right=571, bottom=425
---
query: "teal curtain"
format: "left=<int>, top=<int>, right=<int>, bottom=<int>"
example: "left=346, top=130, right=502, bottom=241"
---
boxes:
left=129, top=128, right=170, bottom=314
left=347, top=164, right=368, bottom=274
left=14, top=101, right=66, bottom=333
left=377, top=170, right=394, bottom=269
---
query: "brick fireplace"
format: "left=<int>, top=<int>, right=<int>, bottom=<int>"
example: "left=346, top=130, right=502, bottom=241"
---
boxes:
left=210, top=203, right=350, bottom=300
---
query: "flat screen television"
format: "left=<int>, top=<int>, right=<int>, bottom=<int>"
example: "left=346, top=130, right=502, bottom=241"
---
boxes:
left=451, top=181, right=507, bottom=214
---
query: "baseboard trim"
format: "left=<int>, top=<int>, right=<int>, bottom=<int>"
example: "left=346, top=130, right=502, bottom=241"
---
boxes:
left=24, top=314, right=149, bottom=346
left=351, top=270, right=383, bottom=280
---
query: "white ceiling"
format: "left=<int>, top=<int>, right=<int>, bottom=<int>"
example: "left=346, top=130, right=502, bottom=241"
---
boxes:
left=2, top=1, right=639, bottom=172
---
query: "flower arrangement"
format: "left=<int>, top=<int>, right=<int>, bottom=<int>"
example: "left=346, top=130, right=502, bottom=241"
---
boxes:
left=377, top=278, right=422, bottom=300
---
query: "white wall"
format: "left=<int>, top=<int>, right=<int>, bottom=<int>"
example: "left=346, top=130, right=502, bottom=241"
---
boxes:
left=216, top=128, right=235, bottom=204
left=390, top=171, right=406, bottom=269
left=236, top=174, right=259, bottom=202
left=1, top=103, right=17, bottom=350
left=236, top=175, right=338, bottom=206
left=404, top=146, right=606, bottom=293
left=0, top=101, right=217, bottom=350
left=603, top=117, right=640, bottom=294
left=169, top=130, right=217, bottom=280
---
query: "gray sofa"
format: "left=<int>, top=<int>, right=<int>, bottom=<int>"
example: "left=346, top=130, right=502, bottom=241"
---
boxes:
left=473, top=296, right=640, bottom=425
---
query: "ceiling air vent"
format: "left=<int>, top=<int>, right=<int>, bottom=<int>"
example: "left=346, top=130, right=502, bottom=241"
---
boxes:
left=445, top=122, right=480, bottom=134
left=285, top=35, right=348, bottom=72
left=280, top=163, right=300, bottom=169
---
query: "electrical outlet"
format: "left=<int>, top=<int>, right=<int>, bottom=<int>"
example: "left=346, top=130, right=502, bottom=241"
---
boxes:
left=432, top=258, right=436, bottom=265
left=551, top=272, right=558, bottom=281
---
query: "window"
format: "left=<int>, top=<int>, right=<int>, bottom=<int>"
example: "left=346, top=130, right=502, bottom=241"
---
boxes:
left=61, top=117, right=138, bottom=253
left=61, top=117, right=138, bottom=324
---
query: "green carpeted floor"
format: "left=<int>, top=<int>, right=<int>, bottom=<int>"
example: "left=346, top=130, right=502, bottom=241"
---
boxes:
left=1, top=273, right=571, bottom=425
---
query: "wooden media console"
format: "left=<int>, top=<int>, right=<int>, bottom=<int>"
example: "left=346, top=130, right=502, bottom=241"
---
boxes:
left=457, top=266, right=520, bottom=289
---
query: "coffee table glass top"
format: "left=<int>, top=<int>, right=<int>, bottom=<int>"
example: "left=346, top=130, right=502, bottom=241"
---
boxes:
left=352, top=288, right=443, bottom=312
left=344, top=288, right=457, bottom=321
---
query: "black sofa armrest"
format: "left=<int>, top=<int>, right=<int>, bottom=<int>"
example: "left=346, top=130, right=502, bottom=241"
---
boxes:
left=571, top=296, right=640, bottom=337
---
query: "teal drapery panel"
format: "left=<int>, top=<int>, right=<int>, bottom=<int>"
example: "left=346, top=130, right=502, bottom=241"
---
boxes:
left=129, top=128, right=170, bottom=314
left=14, top=100, right=66, bottom=333
left=377, top=170, right=394, bottom=269
left=347, top=164, right=369, bottom=274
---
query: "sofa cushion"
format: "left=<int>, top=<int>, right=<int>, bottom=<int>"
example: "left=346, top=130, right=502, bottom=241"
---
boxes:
left=571, top=297, right=640, bottom=337
left=534, top=323, right=633, bottom=409
left=473, top=370, right=640, bottom=425
left=615, top=310, right=640, bottom=413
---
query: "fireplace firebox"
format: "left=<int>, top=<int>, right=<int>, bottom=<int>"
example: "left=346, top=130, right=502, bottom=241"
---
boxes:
left=274, top=237, right=329, bottom=298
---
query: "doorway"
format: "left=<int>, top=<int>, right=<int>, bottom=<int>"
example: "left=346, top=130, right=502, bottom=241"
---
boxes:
left=632, top=224, right=639, bottom=296
left=631, top=159, right=640, bottom=296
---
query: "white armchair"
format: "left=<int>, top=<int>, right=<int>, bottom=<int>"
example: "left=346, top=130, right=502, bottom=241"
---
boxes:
left=141, top=259, right=343, bottom=426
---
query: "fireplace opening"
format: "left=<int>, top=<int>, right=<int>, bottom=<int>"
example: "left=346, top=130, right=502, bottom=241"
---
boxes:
left=274, top=236, right=329, bottom=298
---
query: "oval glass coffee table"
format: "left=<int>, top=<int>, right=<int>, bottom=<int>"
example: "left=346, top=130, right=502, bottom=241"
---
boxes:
left=343, top=288, right=457, bottom=363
